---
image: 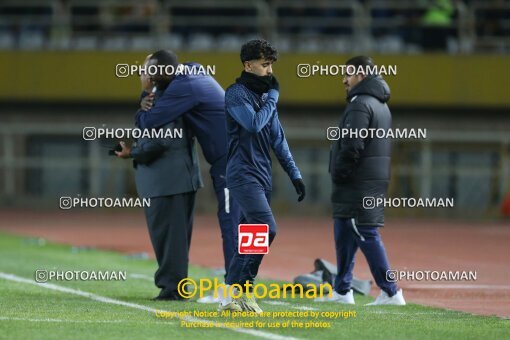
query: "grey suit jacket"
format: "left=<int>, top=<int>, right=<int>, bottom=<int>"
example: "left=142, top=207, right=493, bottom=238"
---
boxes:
left=131, top=118, right=203, bottom=199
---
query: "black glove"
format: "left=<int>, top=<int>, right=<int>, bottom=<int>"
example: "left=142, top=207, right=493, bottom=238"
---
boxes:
left=269, top=75, right=279, bottom=92
left=292, top=178, right=306, bottom=202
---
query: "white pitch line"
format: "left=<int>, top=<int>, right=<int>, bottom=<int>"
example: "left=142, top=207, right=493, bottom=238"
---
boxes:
left=128, top=273, right=153, bottom=281
left=0, top=272, right=297, bottom=340
left=289, top=306, right=317, bottom=311
left=264, top=301, right=290, bottom=306
left=0, top=316, right=125, bottom=324
left=263, top=301, right=318, bottom=311
left=0, top=315, right=178, bottom=325
left=362, top=311, right=451, bottom=316
left=263, top=301, right=454, bottom=316
left=404, top=284, right=510, bottom=290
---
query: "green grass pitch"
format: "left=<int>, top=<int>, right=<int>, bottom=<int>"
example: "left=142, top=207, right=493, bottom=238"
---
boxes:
left=0, top=231, right=508, bottom=339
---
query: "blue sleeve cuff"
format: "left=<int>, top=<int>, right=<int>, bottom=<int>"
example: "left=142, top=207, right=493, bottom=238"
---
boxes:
left=290, top=171, right=302, bottom=181
left=268, top=89, right=279, bottom=101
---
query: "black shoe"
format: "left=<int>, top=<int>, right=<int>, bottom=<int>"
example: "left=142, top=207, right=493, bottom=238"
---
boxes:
left=151, top=292, right=187, bottom=301
left=314, top=258, right=372, bottom=296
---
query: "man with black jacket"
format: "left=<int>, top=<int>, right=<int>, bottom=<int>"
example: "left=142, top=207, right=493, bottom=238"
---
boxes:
left=317, top=56, right=405, bottom=306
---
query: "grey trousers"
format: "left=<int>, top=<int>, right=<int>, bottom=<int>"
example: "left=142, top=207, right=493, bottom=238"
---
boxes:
left=144, top=192, right=196, bottom=295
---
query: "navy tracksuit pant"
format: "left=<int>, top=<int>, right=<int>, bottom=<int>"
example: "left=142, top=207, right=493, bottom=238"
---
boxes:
left=210, top=158, right=240, bottom=274
left=334, top=218, right=397, bottom=297
left=225, top=183, right=276, bottom=286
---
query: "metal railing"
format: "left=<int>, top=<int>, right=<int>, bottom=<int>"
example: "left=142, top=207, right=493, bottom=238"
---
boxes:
left=0, top=0, right=509, bottom=52
left=0, top=123, right=508, bottom=218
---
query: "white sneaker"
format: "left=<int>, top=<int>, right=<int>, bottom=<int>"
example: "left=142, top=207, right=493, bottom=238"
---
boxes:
left=197, top=294, right=221, bottom=304
left=366, top=289, right=406, bottom=306
left=314, top=289, right=355, bottom=304
left=199, top=285, right=225, bottom=304
left=218, top=285, right=236, bottom=305
left=217, top=300, right=243, bottom=312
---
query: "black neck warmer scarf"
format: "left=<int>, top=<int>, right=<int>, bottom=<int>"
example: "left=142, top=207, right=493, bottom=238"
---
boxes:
left=236, top=71, right=272, bottom=95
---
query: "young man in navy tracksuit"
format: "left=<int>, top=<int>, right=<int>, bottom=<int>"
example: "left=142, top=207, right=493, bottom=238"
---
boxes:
left=219, top=40, right=306, bottom=313
left=135, top=50, right=240, bottom=303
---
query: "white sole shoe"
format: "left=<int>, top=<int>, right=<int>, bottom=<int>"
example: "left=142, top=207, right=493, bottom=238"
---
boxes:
left=366, top=289, right=406, bottom=306
left=197, top=294, right=221, bottom=304
left=199, top=285, right=226, bottom=304
left=314, top=289, right=355, bottom=304
left=237, top=295, right=263, bottom=314
left=217, top=300, right=242, bottom=312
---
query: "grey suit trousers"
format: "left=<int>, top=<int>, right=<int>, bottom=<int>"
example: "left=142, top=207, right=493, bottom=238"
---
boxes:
left=144, top=192, right=196, bottom=296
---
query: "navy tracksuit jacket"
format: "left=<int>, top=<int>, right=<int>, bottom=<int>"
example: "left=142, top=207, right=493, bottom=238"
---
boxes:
left=224, top=83, right=301, bottom=285
left=135, top=63, right=240, bottom=273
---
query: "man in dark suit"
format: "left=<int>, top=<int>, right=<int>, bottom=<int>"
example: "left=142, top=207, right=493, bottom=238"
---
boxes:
left=116, top=53, right=202, bottom=301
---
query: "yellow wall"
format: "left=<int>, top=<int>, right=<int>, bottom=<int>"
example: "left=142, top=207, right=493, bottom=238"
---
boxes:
left=1, top=51, right=508, bottom=107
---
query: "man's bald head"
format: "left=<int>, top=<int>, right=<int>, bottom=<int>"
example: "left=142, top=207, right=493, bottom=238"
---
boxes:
left=147, top=50, right=179, bottom=90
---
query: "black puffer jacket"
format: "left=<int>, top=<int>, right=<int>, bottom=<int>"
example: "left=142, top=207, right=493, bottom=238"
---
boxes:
left=330, top=76, right=392, bottom=227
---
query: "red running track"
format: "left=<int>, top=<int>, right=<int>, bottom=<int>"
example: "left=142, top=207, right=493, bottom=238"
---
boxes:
left=0, top=209, right=508, bottom=318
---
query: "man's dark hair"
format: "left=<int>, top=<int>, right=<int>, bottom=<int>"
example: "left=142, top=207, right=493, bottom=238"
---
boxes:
left=150, top=49, right=178, bottom=67
left=240, top=39, right=278, bottom=63
left=345, top=55, right=375, bottom=68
